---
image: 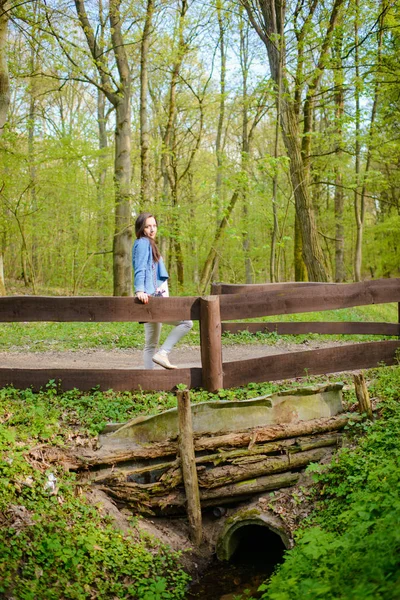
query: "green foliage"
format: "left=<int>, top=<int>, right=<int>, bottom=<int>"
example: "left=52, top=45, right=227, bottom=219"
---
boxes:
left=0, top=386, right=190, bottom=599
left=254, top=365, right=400, bottom=600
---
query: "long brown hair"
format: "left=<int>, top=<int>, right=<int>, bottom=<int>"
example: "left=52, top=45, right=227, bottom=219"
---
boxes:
left=134, top=212, right=161, bottom=262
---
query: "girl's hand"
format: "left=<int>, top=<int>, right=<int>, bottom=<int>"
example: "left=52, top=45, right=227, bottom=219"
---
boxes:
left=135, top=291, right=149, bottom=304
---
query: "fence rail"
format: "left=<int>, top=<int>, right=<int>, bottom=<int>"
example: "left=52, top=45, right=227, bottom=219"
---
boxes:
left=0, top=278, right=399, bottom=392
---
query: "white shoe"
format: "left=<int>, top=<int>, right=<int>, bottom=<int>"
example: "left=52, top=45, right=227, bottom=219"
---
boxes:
left=152, top=352, right=178, bottom=370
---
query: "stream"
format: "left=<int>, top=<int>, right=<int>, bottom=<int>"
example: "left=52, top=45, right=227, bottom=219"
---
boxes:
left=186, top=525, right=286, bottom=599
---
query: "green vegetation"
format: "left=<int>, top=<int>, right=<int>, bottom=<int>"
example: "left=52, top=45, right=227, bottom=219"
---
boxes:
left=1, top=305, right=399, bottom=599
left=253, top=365, right=400, bottom=600
left=1, top=2, right=399, bottom=293
left=0, top=384, right=190, bottom=600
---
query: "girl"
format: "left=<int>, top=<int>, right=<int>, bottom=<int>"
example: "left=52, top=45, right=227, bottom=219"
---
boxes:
left=132, top=212, right=193, bottom=369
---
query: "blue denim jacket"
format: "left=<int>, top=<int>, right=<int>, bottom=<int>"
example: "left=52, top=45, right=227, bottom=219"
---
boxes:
left=132, top=237, right=169, bottom=295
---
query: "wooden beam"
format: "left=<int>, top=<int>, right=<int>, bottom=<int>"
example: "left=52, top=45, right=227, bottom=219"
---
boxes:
left=221, top=322, right=400, bottom=336
left=219, top=279, right=400, bottom=320
left=0, top=366, right=203, bottom=392
left=222, top=340, right=400, bottom=388
left=0, top=296, right=201, bottom=323
left=211, top=281, right=328, bottom=294
left=200, top=295, right=223, bottom=392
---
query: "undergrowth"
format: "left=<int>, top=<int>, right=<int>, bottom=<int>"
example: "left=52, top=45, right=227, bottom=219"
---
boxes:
left=1, top=356, right=400, bottom=598
left=0, top=385, right=190, bottom=599
left=252, top=365, right=400, bottom=600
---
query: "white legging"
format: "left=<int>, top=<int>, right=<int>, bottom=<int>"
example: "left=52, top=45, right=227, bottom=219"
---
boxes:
left=143, top=320, right=193, bottom=369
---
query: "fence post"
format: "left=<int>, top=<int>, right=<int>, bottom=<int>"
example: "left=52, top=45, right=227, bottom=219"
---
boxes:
left=353, top=372, right=373, bottom=420
left=200, top=295, right=223, bottom=392
left=177, top=389, right=202, bottom=546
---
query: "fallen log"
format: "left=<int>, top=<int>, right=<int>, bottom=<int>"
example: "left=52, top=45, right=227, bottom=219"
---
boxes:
left=198, top=447, right=331, bottom=489
left=100, top=471, right=300, bottom=514
left=76, top=414, right=358, bottom=468
left=194, top=414, right=359, bottom=452
left=86, top=432, right=342, bottom=487
left=201, top=432, right=342, bottom=466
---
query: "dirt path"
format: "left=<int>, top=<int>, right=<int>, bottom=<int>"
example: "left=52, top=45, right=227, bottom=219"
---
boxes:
left=0, top=339, right=356, bottom=369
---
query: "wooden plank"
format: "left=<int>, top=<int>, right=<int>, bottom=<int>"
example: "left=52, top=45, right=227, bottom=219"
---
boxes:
left=0, top=296, right=201, bottom=323
left=221, top=322, right=400, bottom=336
left=219, top=279, right=400, bottom=320
left=211, top=282, right=328, bottom=295
left=0, top=367, right=203, bottom=392
left=200, top=296, right=223, bottom=392
left=222, top=340, right=400, bottom=388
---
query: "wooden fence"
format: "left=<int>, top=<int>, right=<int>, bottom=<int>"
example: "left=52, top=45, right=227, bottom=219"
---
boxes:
left=0, top=278, right=399, bottom=393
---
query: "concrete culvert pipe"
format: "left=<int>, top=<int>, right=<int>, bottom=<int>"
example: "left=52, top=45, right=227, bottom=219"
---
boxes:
left=216, top=510, right=290, bottom=563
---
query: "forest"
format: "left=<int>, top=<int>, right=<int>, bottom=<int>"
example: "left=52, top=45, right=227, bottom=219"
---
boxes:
left=0, top=0, right=399, bottom=298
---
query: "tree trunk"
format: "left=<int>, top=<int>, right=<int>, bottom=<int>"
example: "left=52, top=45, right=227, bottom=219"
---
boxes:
left=75, top=0, right=132, bottom=296
left=294, top=216, right=307, bottom=281
left=215, top=0, right=226, bottom=204
left=139, top=0, right=154, bottom=206
left=160, top=0, right=188, bottom=290
left=199, top=189, right=240, bottom=293
left=113, top=95, right=132, bottom=296
left=0, top=2, right=10, bottom=294
left=354, top=0, right=385, bottom=281
left=240, top=14, right=252, bottom=284
left=270, top=4, right=283, bottom=282
left=242, top=0, right=345, bottom=282
left=0, top=0, right=10, bottom=136
left=96, top=86, right=108, bottom=270
left=353, top=0, right=362, bottom=281
left=333, top=28, right=345, bottom=282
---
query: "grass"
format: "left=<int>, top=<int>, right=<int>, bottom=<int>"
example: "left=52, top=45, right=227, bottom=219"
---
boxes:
left=0, top=304, right=397, bottom=351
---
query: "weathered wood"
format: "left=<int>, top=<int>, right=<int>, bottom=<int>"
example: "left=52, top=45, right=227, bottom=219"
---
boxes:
left=86, top=433, right=342, bottom=486
left=353, top=372, right=373, bottom=420
left=158, top=472, right=300, bottom=510
left=77, top=414, right=357, bottom=466
left=211, top=282, right=329, bottom=294
left=0, top=366, right=203, bottom=392
left=177, top=389, right=202, bottom=545
left=197, top=447, right=331, bottom=489
left=199, top=295, right=223, bottom=392
left=194, top=413, right=359, bottom=451
left=100, top=471, right=300, bottom=514
left=194, top=432, right=342, bottom=464
left=198, top=471, right=299, bottom=503
left=0, top=295, right=200, bottom=323
left=222, top=341, right=400, bottom=388
left=398, top=301, right=400, bottom=340
left=218, top=279, right=400, bottom=320
left=89, top=459, right=179, bottom=484
left=222, top=322, right=400, bottom=336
